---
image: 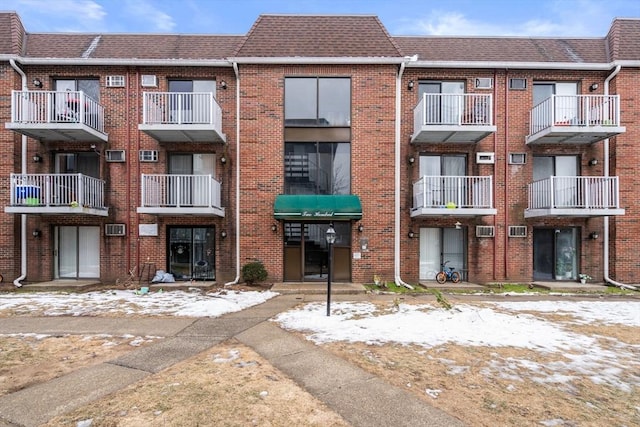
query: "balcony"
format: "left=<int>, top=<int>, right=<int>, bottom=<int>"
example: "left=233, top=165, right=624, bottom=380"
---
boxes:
left=411, top=93, right=496, bottom=144
left=5, top=91, right=108, bottom=143
left=139, top=92, right=226, bottom=143
left=411, top=175, right=496, bottom=217
left=526, top=95, right=625, bottom=145
left=5, top=173, right=108, bottom=216
left=137, top=174, right=224, bottom=216
left=525, top=176, right=625, bottom=218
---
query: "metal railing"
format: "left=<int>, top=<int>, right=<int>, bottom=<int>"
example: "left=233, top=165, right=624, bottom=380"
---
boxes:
left=413, top=175, right=493, bottom=209
left=10, top=90, right=105, bottom=133
left=142, top=92, right=222, bottom=127
left=140, top=174, right=222, bottom=209
left=529, top=94, right=621, bottom=135
left=527, top=176, right=620, bottom=209
left=9, top=173, right=106, bottom=209
left=414, top=93, right=493, bottom=130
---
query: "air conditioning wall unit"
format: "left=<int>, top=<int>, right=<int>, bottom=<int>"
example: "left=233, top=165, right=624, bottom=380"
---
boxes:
left=508, top=226, right=527, bottom=238
left=141, top=75, right=157, bottom=87
left=509, top=78, right=527, bottom=90
left=139, top=150, right=159, bottom=162
left=475, top=78, right=493, bottom=89
left=476, top=152, right=495, bottom=164
left=476, top=226, right=495, bottom=238
left=105, top=223, right=126, bottom=236
left=106, top=75, right=125, bottom=87
left=509, top=153, right=526, bottom=165
left=105, top=150, right=126, bottom=162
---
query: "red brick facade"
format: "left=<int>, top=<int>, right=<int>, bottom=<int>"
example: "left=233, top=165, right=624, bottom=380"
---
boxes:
left=1, top=13, right=638, bottom=286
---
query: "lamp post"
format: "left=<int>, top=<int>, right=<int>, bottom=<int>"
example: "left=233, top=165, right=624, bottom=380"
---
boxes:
left=325, top=223, right=336, bottom=316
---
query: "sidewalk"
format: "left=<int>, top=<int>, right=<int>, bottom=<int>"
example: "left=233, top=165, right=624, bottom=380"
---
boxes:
left=0, top=293, right=465, bottom=427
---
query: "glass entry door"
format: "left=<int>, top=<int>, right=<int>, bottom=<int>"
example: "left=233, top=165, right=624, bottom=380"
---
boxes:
left=283, top=222, right=351, bottom=282
left=168, top=227, right=215, bottom=281
left=419, top=227, right=466, bottom=281
left=54, top=226, right=100, bottom=279
left=533, top=228, right=578, bottom=280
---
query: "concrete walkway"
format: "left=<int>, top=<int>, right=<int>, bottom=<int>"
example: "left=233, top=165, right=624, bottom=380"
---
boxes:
left=0, top=293, right=465, bottom=427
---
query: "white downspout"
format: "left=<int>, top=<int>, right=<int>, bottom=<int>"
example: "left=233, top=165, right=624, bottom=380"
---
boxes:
left=395, top=57, right=415, bottom=289
left=603, top=65, right=637, bottom=290
left=9, top=59, right=27, bottom=288
left=225, top=62, right=241, bottom=286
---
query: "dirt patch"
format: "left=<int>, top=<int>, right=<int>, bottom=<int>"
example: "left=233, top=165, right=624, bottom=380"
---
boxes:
left=43, top=341, right=349, bottom=427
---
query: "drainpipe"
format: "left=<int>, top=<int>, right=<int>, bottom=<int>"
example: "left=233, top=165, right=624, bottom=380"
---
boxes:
left=9, top=59, right=27, bottom=288
left=603, top=65, right=637, bottom=290
left=224, top=62, right=241, bottom=286
left=395, top=57, right=415, bottom=289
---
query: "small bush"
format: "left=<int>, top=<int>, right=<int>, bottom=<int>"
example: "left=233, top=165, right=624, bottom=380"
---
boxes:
left=242, top=261, right=268, bottom=285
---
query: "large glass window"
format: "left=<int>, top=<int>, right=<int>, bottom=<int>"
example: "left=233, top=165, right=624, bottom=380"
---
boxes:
left=285, top=77, right=350, bottom=126
left=284, top=142, right=350, bottom=195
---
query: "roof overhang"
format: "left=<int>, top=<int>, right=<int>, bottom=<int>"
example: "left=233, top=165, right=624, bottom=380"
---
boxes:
left=274, top=194, right=362, bottom=221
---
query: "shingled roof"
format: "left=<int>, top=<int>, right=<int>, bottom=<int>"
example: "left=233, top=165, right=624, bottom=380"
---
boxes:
left=234, top=14, right=402, bottom=58
left=394, top=36, right=608, bottom=64
left=1, top=12, right=639, bottom=64
left=23, top=33, right=242, bottom=60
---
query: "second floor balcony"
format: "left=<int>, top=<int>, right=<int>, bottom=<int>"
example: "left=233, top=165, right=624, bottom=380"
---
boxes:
left=139, top=92, right=226, bottom=143
left=526, top=95, right=625, bottom=145
left=5, top=90, right=108, bottom=143
left=411, top=93, right=497, bottom=144
left=525, top=176, right=625, bottom=218
left=4, top=173, right=108, bottom=216
left=411, top=175, right=496, bottom=217
left=137, top=174, right=224, bottom=216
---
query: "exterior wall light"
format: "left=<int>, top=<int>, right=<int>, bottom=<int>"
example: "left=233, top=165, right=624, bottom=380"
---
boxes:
left=590, top=232, right=599, bottom=240
left=33, top=78, right=43, bottom=88
left=271, top=223, right=278, bottom=232
left=33, top=154, right=42, bottom=163
left=408, top=230, right=415, bottom=238
left=32, top=229, right=41, bottom=238
left=588, top=158, right=598, bottom=166
left=407, top=80, right=414, bottom=90
left=589, top=83, right=599, bottom=92
left=220, top=230, right=227, bottom=238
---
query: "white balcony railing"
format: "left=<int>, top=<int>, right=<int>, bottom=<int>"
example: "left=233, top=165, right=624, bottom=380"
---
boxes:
left=142, top=92, right=222, bottom=127
left=527, top=176, right=621, bottom=210
left=10, top=90, right=105, bottom=133
left=529, top=94, right=621, bottom=135
left=414, top=93, right=494, bottom=129
left=413, top=175, right=493, bottom=209
left=9, top=173, right=106, bottom=209
left=140, top=174, right=222, bottom=209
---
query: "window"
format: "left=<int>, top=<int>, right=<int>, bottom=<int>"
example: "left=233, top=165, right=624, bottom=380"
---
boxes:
left=285, top=77, right=351, bottom=126
left=533, top=82, right=578, bottom=124
left=533, top=155, right=579, bottom=207
left=418, top=155, right=467, bottom=208
left=55, top=79, right=100, bottom=101
left=169, top=80, right=216, bottom=124
left=55, top=152, right=100, bottom=178
left=418, top=81, right=465, bottom=124
left=284, top=142, right=350, bottom=195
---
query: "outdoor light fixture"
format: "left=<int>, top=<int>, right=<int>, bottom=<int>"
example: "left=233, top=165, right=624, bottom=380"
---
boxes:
left=407, top=156, right=415, bottom=165
left=271, top=223, right=277, bottom=232
left=589, top=83, right=599, bottom=92
left=32, top=229, right=41, bottom=238
left=33, top=78, right=43, bottom=88
left=33, top=154, right=42, bottom=163
left=220, top=80, right=227, bottom=89
left=220, top=155, right=227, bottom=164
left=589, top=158, right=598, bottom=166
left=407, top=80, right=414, bottom=90
left=325, top=224, right=336, bottom=317
left=590, top=232, right=599, bottom=240
left=408, top=230, right=415, bottom=238
left=455, top=221, right=462, bottom=230
left=357, top=223, right=364, bottom=233
left=220, top=230, right=227, bottom=238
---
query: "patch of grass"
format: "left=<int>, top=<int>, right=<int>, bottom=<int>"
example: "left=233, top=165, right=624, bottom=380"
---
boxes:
left=364, top=282, right=430, bottom=294
left=485, top=283, right=549, bottom=294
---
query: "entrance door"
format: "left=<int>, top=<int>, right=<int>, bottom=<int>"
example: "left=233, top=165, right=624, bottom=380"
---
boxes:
left=283, top=222, right=351, bottom=281
left=419, top=81, right=465, bottom=124
left=54, top=226, right=100, bottom=279
left=533, top=155, right=579, bottom=207
left=168, top=227, right=215, bottom=281
left=169, top=80, right=216, bottom=124
left=419, top=227, right=466, bottom=281
left=169, top=154, right=215, bottom=206
left=533, top=228, right=578, bottom=280
left=419, top=155, right=466, bottom=207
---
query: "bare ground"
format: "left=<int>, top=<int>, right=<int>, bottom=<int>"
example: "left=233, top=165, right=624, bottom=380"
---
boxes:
left=0, top=296, right=639, bottom=426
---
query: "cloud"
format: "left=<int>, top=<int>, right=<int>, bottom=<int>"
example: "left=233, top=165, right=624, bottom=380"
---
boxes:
left=124, top=0, right=175, bottom=32
left=9, top=0, right=107, bottom=32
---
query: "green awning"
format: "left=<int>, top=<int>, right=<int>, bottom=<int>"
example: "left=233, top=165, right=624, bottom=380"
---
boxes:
left=274, top=195, right=362, bottom=220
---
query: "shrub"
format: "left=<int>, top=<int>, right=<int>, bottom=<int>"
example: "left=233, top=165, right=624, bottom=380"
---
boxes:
left=242, top=261, right=268, bottom=285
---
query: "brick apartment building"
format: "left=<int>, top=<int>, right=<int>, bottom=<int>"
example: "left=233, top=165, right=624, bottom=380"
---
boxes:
left=1, top=13, right=639, bottom=287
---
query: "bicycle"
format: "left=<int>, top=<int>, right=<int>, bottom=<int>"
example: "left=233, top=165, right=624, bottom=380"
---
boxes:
left=435, top=261, right=461, bottom=284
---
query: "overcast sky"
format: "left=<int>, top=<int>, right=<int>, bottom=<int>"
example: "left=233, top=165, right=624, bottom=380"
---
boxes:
left=2, top=0, right=639, bottom=37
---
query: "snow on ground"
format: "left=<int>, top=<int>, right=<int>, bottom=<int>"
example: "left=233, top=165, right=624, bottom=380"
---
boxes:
left=0, top=289, right=278, bottom=317
left=1, top=290, right=639, bottom=391
left=273, top=301, right=640, bottom=391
